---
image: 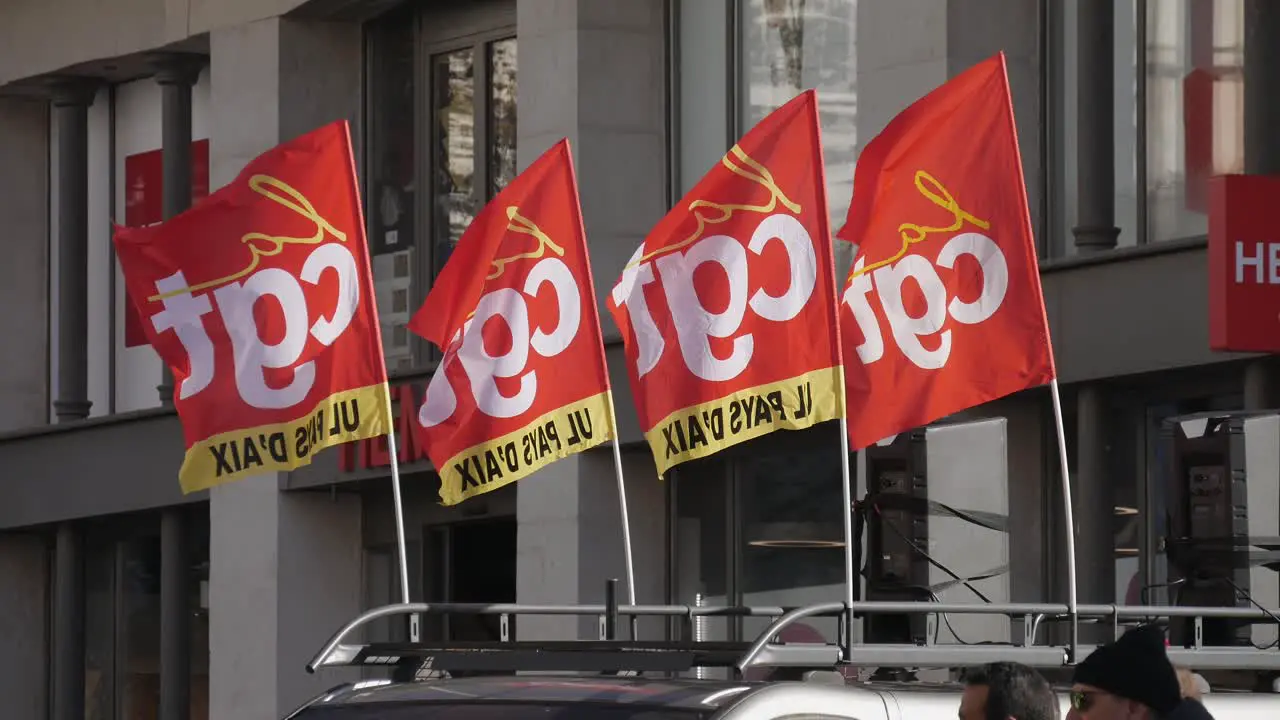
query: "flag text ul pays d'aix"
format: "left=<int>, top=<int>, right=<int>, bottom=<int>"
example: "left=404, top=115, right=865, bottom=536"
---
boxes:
left=410, top=139, right=615, bottom=506
left=112, top=121, right=392, bottom=493
left=609, top=90, right=845, bottom=477
left=837, top=52, right=1055, bottom=450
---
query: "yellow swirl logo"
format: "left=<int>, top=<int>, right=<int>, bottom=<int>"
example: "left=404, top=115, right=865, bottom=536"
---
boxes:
left=147, top=175, right=346, bottom=302
left=487, top=206, right=565, bottom=281
left=849, top=170, right=990, bottom=281
left=626, top=144, right=800, bottom=269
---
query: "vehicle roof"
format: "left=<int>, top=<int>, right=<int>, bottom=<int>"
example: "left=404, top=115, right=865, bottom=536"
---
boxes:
left=317, top=676, right=760, bottom=710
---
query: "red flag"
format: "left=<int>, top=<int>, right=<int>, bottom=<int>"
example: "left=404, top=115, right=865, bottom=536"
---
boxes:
left=410, top=139, right=615, bottom=506
left=112, top=121, right=392, bottom=492
left=837, top=52, right=1054, bottom=450
left=608, top=91, right=845, bottom=477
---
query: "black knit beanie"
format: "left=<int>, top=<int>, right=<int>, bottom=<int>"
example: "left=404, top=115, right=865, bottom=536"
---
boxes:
left=1072, top=624, right=1182, bottom=715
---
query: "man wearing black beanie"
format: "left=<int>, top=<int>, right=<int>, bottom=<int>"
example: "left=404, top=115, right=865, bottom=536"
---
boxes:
left=1067, top=624, right=1183, bottom=720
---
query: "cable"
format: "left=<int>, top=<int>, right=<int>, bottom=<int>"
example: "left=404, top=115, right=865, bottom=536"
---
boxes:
left=1221, top=577, right=1280, bottom=651
left=871, top=503, right=995, bottom=604
left=856, top=499, right=1014, bottom=647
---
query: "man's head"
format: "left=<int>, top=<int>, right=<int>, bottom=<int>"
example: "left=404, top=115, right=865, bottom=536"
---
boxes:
left=960, top=662, right=1060, bottom=720
left=1068, top=624, right=1182, bottom=720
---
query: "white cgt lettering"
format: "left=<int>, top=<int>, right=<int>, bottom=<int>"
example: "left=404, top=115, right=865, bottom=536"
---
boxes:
left=611, top=212, right=817, bottom=382
left=148, top=242, right=361, bottom=409
left=844, top=231, right=1009, bottom=371
left=418, top=256, right=581, bottom=429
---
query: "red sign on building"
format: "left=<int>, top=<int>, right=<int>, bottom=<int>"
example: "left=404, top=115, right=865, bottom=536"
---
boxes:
left=122, top=140, right=211, bottom=347
left=1208, top=174, right=1280, bottom=353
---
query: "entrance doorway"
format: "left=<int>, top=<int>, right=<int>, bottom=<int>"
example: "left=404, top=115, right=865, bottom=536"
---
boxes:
left=424, top=517, right=517, bottom=641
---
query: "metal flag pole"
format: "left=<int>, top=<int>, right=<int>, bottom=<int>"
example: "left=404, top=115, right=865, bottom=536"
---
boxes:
left=837, top=383, right=856, bottom=654
left=605, top=392, right=638, bottom=606
left=1048, top=378, right=1079, bottom=661
left=382, top=383, right=418, bottom=642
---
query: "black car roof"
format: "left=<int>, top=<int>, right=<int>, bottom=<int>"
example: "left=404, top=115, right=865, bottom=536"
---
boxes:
left=318, top=676, right=759, bottom=710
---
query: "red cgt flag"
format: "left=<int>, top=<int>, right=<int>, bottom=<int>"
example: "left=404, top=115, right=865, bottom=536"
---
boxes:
left=410, top=139, right=615, bottom=506
left=112, top=120, right=392, bottom=493
left=837, top=52, right=1055, bottom=450
left=609, top=90, right=845, bottom=477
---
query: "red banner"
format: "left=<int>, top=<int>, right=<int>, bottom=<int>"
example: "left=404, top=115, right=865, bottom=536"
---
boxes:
left=1208, top=174, right=1280, bottom=353
left=410, top=139, right=614, bottom=506
left=112, top=121, right=391, bottom=493
left=608, top=91, right=844, bottom=477
left=837, top=53, right=1055, bottom=450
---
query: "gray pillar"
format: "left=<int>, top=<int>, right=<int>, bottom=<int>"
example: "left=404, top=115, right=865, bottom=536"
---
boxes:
left=153, top=55, right=203, bottom=408
left=52, top=523, right=84, bottom=720
left=50, top=80, right=97, bottom=422
left=161, top=508, right=191, bottom=720
left=1243, top=1, right=1280, bottom=410
left=1071, top=0, right=1119, bottom=252
left=1075, top=385, right=1114, bottom=641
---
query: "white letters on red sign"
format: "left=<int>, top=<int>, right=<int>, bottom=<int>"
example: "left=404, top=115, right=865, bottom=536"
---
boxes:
left=418, top=256, right=581, bottom=429
left=148, top=242, right=361, bottom=409
left=1234, top=240, right=1280, bottom=285
left=612, top=212, right=817, bottom=382
left=844, top=232, right=1008, bottom=371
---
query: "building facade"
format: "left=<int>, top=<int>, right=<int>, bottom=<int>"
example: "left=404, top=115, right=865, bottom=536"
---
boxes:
left=0, top=0, right=1277, bottom=718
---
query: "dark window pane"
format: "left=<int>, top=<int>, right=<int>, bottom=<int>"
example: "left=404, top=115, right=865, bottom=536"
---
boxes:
left=489, top=38, right=518, bottom=197
left=432, top=49, right=476, bottom=279
left=738, top=439, right=844, bottom=645
left=368, top=7, right=418, bottom=373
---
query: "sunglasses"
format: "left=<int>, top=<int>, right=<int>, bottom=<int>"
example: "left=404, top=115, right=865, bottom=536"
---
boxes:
left=1069, top=691, right=1102, bottom=712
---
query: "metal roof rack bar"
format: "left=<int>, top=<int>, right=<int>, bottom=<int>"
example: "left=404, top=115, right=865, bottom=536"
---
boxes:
left=308, top=595, right=1280, bottom=676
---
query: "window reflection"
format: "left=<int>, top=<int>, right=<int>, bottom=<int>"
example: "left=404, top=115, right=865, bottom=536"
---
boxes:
left=741, top=0, right=858, bottom=278
left=1146, top=0, right=1244, bottom=243
left=432, top=49, right=476, bottom=280
left=367, top=7, right=418, bottom=373
left=490, top=39, right=518, bottom=197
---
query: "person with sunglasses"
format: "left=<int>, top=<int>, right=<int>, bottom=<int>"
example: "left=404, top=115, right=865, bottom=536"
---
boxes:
left=960, top=661, right=1060, bottom=720
left=1067, top=625, right=1183, bottom=720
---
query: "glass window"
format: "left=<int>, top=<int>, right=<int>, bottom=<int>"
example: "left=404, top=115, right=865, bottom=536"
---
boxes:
left=740, top=0, right=858, bottom=277
left=1146, top=0, right=1244, bottom=243
left=739, top=440, right=845, bottom=646
left=80, top=508, right=210, bottom=720
left=431, top=48, right=476, bottom=281
left=489, top=39, right=518, bottom=198
left=429, top=37, right=519, bottom=280
left=367, top=6, right=418, bottom=374
left=1052, top=0, right=1141, bottom=256
left=366, top=7, right=517, bottom=371
left=672, top=458, right=731, bottom=668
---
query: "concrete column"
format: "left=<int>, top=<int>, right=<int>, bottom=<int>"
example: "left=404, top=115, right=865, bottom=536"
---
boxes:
left=1071, top=0, right=1120, bottom=252
left=0, top=533, right=50, bottom=720
left=1074, top=385, right=1114, bottom=641
left=1243, top=1, right=1280, bottom=410
left=50, top=79, right=97, bottom=422
left=52, top=522, right=85, bottom=720
left=206, top=17, right=365, bottom=718
left=160, top=508, right=191, bottom=720
left=514, top=0, right=669, bottom=639
left=0, top=97, right=51, bottom=432
left=152, top=53, right=205, bottom=409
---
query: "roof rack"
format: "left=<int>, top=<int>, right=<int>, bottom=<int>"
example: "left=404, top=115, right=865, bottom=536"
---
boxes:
left=306, top=580, right=1280, bottom=679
